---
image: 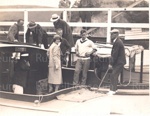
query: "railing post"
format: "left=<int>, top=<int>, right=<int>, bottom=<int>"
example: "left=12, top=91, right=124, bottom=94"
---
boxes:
left=63, top=10, right=67, bottom=22
left=24, top=10, right=28, bottom=43
left=106, top=9, right=112, bottom=43
left=140, top=50, right=144, bottom=83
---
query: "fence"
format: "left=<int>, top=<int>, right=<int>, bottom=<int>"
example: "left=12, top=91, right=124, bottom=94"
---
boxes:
left=0, top=7, right=149, bottom=42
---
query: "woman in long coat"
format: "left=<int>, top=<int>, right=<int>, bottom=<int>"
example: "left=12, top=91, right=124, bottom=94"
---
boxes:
left=47, top=35, right=62, bottom=92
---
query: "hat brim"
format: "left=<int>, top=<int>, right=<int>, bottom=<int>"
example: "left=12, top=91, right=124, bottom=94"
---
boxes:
left=110, top=30, right=119, bottom=33
left=54, top=35, right=61, bottom=39
left=50, top=16, right=60, bottom=22
left=27, top=24, right=37, bottom=29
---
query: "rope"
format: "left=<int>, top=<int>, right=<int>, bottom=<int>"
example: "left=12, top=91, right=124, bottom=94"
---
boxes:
left=38, top=95, right=44, bottom=103
left=93, top=55, right=132, bottom=87
left=118, top=66, right=132, bottom=87
left=33, top=95, right=44, bottom=106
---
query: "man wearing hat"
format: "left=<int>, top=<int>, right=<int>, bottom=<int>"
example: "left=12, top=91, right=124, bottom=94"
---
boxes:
left=107, top=29, right=126, bottom=95
left=7, top=19, right=24, bottom=42
left=26, top=21, right=49, bottom=49
left=50, top=14, right=74, bottom=47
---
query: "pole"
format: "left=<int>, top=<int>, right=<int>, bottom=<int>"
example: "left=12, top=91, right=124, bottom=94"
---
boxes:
left=140, top=50, right=144, bottom=83
left=107, top=9, right=111, bottom=43
left=24, top=10, right=28, bottom=43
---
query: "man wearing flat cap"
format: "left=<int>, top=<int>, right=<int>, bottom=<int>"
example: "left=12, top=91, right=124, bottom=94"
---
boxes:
left=50, top=14, right=74, bottom=47
left=26, top=21, right=49, bottom=49
left=107, top=29, right=126, bottom=95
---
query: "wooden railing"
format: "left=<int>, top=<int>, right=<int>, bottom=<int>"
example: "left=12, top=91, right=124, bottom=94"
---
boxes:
left=0, top=7, right=149, bottom=42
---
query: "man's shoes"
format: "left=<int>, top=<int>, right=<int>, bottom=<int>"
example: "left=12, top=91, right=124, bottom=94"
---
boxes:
left=107, top=90, right=116, bottom=95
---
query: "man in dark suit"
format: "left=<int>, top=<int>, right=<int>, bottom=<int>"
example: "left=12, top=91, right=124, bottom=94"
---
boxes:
left=26, top=21, right=49, bottom=49
left=50, top=14, right=74, bottom=47
left=55, top=28, right=71, bottom=65
left=107, top=29, right=126, bottom=95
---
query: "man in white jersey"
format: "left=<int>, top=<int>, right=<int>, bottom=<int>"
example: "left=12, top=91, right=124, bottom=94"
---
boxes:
left=73, top=29, right=97, bottom=85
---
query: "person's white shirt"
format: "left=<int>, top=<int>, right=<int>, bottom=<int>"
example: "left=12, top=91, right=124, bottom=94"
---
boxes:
left=113, top=38, right=117, bottom=43
left=75, top=38, right=96, bottom=58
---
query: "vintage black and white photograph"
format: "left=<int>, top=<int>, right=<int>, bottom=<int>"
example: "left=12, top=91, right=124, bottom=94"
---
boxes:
left=0, top=0, right=149, bottom=115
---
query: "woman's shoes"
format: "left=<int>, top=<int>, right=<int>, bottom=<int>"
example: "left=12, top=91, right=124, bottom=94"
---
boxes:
left=48, top=86, right=53, bottom=93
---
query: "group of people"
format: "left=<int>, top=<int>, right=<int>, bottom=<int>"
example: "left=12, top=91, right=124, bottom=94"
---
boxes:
left=47, top=28, right=97, bottom=92
left=47, top=14, right=97, bottom=92
left=6, top=19, right=49, bottom=49
left=6, top=14, right=74, bottom=49
left=7, top=13, right=74, bottom=93
left=7, top=13, right=126, bottom=95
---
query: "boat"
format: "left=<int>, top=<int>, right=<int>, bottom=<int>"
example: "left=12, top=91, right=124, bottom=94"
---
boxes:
left=0, top=40, right=148, bottom=103
left=0, top=37, right=149, bottom=115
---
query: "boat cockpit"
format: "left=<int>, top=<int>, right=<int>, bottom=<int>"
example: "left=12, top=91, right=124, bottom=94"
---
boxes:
left=0, top=43, right=48, bottom=94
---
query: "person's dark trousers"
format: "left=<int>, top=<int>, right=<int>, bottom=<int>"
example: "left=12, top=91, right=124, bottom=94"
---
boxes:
left=42, top=34, right=49, bottom=49
left=61, top=54, right=67, bottom=66
left=60, top=12, right=63, bottom=19
left=110, top=64, right=124, bottom=91
left=26, top=37, right=30, bottom=43
left=33, top=35, right=39, bottom=47
left=79, top=11, right=92, bottom=30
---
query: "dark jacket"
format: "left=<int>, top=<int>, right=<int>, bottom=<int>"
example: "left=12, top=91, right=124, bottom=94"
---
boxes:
left=110, top=38, right=126, bottom=66
left=7, top=23, right=19, bottom=42
left=53, top=19, right=74, bottom=47
left=78, top=0, right=93, bottom=8
left=59, top=0, right=71, bottom=8
left=50, top=37, right=71, bottom=56
left=26, top=24, right=49, bottom=49
left=60, top=38, right=71, bottom=55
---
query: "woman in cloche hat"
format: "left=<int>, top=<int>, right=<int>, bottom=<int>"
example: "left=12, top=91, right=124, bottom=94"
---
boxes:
left=47, top=34, right=62, bottom=92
